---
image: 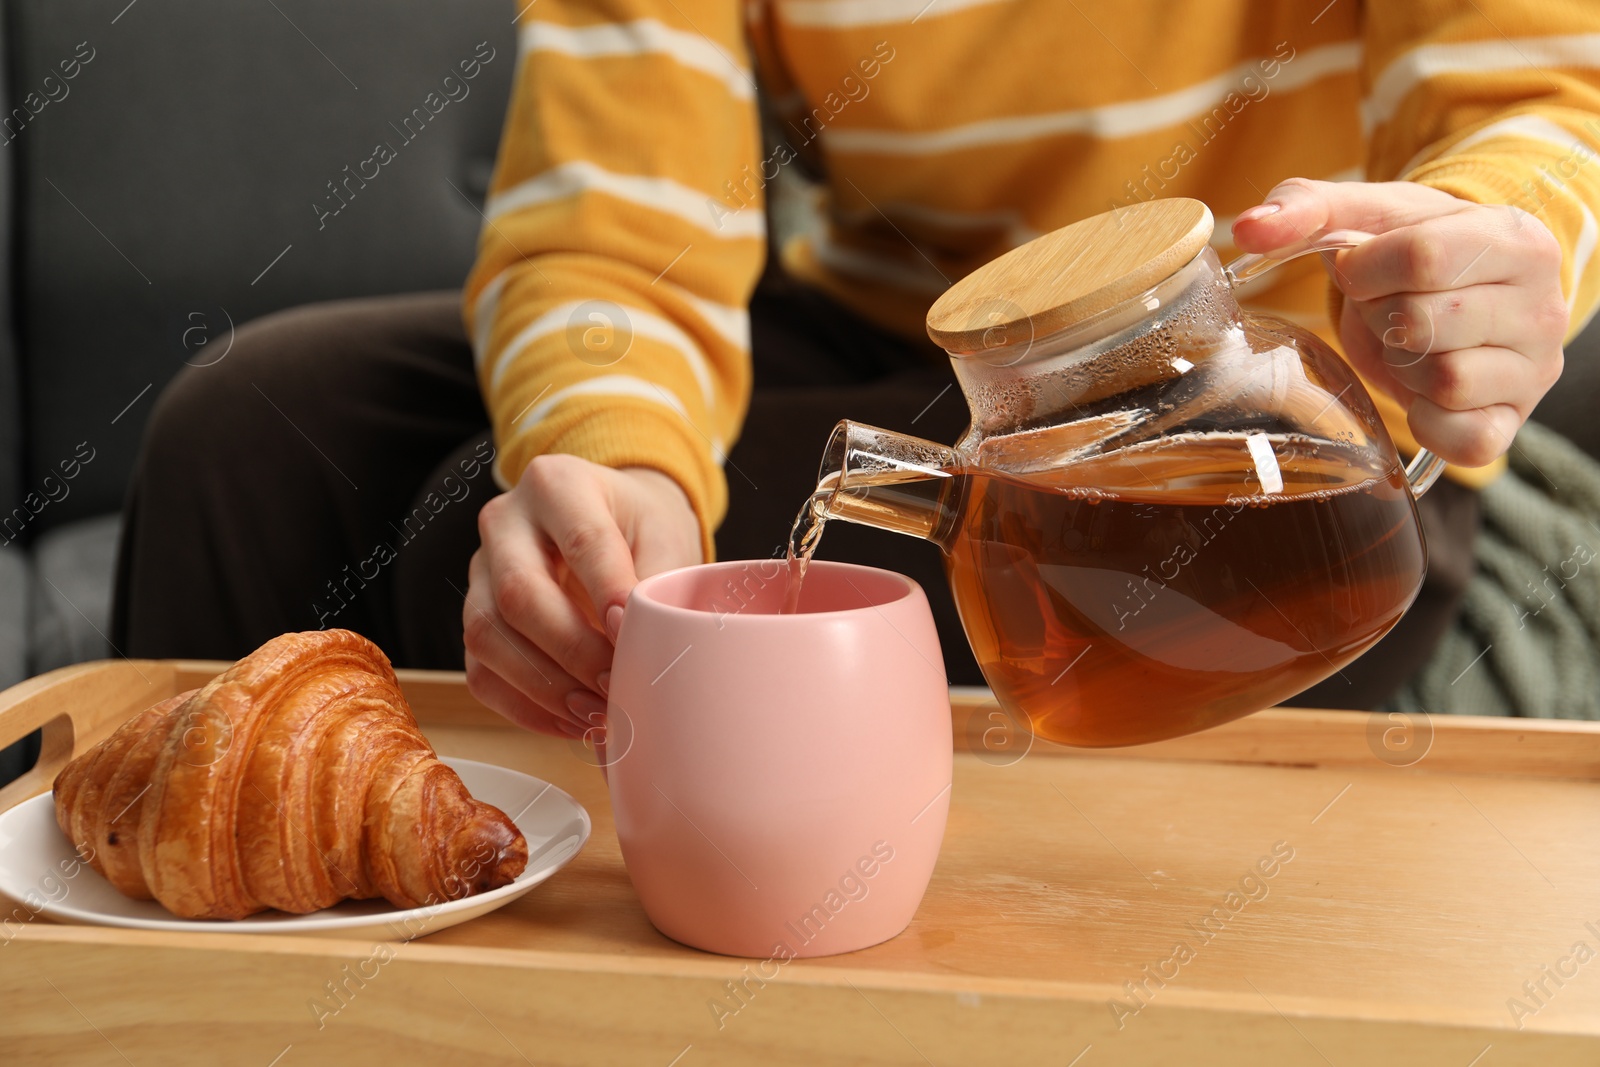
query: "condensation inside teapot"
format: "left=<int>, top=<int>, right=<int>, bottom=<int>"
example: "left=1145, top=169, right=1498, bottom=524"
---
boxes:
left=954, top=247, right=1392, bottom=497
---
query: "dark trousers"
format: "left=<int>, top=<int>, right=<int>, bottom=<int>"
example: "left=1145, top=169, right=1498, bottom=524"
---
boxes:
left=112, top=277, right=1478, bottom=707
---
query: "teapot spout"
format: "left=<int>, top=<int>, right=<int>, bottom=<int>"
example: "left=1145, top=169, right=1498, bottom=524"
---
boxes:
left=815, top=421, right=964, bottom=547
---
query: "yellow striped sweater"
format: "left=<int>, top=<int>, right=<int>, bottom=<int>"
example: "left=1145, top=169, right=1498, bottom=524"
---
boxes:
left=463, top=0, right=1600, bottom=553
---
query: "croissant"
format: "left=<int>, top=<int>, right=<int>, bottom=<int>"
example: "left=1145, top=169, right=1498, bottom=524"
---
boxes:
left=53, top=629, right=528, bottom=920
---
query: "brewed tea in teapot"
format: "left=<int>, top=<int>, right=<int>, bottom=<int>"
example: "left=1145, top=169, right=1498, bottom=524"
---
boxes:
left=790, top=199, right=1443, bottom=747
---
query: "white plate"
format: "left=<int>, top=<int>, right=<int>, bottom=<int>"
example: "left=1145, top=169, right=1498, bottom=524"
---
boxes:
left=0, top=757, right=590, bottom=940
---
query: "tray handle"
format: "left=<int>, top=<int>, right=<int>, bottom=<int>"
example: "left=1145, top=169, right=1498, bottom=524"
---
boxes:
left=0, top=660, right=177, bottom=815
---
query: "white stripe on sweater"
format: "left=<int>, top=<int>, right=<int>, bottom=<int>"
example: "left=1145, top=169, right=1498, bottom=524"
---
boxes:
left=508, top=375, right=727, bottom=462
left=1436, top=113, right=1598, bottom=163
left=520, top=19, right=755, bottom=101
left=487, top=160, right=766, bottom=240
left=824, top=42, right=1359, bottom=155
left=484, top=300, right=717, bottom=409
left=1364, top=34, right=1600, bottom=132
left=779, top=0, right=1009, bottom=29
left=471, top=270, right=511, bottom=357
left=513, top=374, right=692, bottom=435
left=470, top=274, right=749, bottom=365
left=660, top=280, right=752, bottom=351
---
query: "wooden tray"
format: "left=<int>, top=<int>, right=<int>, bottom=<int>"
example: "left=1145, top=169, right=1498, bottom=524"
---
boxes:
left=1, top=660, right=1597, bottom=1065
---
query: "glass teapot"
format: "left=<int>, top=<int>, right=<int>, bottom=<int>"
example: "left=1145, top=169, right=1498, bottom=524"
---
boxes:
left=811, top=198, right=1443, bottom=747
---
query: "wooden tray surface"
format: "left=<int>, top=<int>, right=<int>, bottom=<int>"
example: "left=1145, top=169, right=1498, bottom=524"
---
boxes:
left=1, top=659, right=1596, bottom=1066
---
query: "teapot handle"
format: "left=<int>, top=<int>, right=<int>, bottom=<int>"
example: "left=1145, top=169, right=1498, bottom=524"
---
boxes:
left=1222, top=230, right=1448, bottom=498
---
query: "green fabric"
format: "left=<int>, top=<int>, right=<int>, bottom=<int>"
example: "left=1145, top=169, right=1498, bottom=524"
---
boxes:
left=1388, top=421, right=1600, bottom=719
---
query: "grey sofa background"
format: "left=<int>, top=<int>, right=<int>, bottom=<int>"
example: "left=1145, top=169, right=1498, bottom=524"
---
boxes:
left=0, top=0, right=518, bottom=781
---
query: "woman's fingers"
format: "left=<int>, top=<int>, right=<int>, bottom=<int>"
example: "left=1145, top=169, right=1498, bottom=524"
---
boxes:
left=1356, top=281, right=1504, bottom=356
left=619, top=467, right=706, bottom=579
left=1237, top=178, right=1570, bottom=470
left=461, top=454, right=704, bottom=741
left=1339, top=284, right=1558, bottom=465
left=1352, top=284, right=1542, bottom=359
left=462, top=549, right=591, bottom=730
left=1406, top=398, right=1526, bottom=470
left=1387, top=345, right=1557, bottom=415
left=1335, top=207, right=1564, bottom=301
left=477, top=487, right=614, bottom=691
left=463, top=649, right=585, bottom=739
left=1231, top=178, right=1462, bottom=253
left=523, top=455, right=639, bottom=640
left=1338, top=297, right=1416, bottom=409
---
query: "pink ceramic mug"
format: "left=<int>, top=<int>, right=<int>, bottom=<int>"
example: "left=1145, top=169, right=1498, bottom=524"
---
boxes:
left=604, top=559, right=952, bottom=958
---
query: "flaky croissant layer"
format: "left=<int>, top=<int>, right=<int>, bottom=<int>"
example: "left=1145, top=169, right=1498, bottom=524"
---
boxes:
left=54, top=629, right=528, bottom=920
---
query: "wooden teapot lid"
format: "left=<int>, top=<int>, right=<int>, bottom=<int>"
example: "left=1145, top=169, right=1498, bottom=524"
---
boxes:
left=926, top=198, right=1214, bottom=353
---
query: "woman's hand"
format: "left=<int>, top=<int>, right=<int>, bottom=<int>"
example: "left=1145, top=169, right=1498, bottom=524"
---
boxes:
left=463, top=455, right=703, bottom=738
left=1232, top=178, right=1569, bottom=467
